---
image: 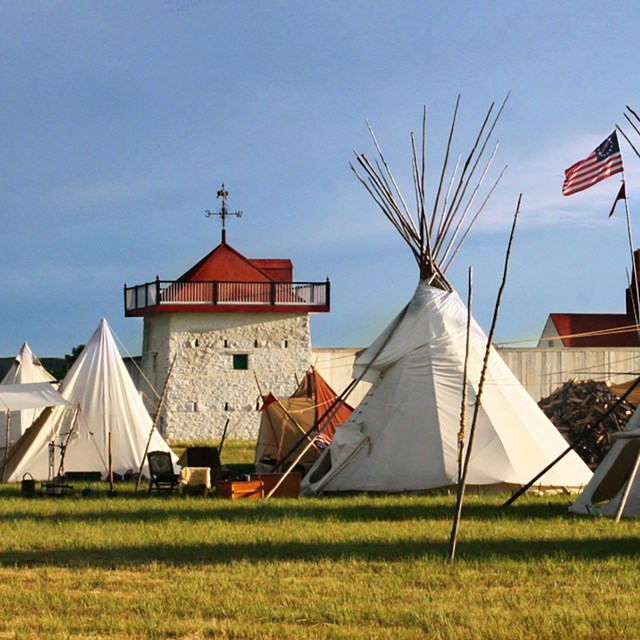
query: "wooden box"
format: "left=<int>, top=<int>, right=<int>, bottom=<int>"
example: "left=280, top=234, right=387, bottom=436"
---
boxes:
left=250, top=473, right=301, bottom=498
left=214, top=480, right=264, bottom=500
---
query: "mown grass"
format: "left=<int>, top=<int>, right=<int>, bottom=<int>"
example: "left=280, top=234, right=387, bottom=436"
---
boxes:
left=0, top=446, right=637, bottom=639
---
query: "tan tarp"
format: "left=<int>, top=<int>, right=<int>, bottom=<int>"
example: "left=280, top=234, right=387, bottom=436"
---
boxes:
left=254, top=368, right=352, bottom=471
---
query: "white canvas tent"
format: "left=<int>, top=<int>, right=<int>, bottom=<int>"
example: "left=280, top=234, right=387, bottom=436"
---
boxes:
left=302, top=101, right=592, bottom=495
left=569, top=406, right=640, bottom=518
left=0, top=343, right=56, bottom=447
left=3, top=319, right=177, bottom=482
left=303, top=282, right=593, bottom=493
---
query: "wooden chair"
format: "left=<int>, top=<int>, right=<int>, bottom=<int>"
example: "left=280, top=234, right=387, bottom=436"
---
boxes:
left=147, top=451, right=180, bottom=494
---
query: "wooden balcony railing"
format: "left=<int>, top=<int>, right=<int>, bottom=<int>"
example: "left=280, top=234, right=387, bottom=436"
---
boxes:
left=124, top=279, right=330, bottom=313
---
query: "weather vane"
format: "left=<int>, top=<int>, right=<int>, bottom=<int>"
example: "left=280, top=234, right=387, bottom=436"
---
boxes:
left=205, top=183, right=242, bottom=241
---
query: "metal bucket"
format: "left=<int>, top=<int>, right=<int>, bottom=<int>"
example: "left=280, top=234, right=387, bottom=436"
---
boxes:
left=21, top=473, right=36, bottom=496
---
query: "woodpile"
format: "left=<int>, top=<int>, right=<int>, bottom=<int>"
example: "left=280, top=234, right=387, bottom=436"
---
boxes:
left=538, top=379, right=636, bottom=470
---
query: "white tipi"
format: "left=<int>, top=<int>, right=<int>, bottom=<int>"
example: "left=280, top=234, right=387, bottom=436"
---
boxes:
left=3, top=319, right=177, bottom=482
left=303, top=101, right=592, bottom=494
left=0, top=343, right=56, bottom=447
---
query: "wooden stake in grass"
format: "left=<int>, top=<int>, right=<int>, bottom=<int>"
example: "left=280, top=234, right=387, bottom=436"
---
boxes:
left=449, top=195, right=521, bottom=562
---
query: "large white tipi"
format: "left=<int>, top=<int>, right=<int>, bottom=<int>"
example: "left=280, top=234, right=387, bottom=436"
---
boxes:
left=303, top=101, right=592, bottom=495
left=3, top=319, right=176, bottom=482
left=0, top=343, right=56, bottom=447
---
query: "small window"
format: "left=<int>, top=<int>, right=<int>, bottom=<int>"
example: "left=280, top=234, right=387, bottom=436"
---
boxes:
left=233, top=354, right=249, bottom=370
left=284, top=340, right=289, bottom=348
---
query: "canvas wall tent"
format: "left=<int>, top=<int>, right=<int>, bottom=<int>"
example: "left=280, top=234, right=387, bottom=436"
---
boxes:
left=0, top=382, right=72, bottom=480
left=0, top=343, right=56, bottom=447
left=254, top=367, right=353, bottom=472
left=302, top=100, right=592, bottom=495
left=2, top=319, right=177, bottom=482
left=569, top=406, right=640, bottom=518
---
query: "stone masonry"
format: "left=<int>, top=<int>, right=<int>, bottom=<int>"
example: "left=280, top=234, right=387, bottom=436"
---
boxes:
left=140, top=310, right=312, bottom=440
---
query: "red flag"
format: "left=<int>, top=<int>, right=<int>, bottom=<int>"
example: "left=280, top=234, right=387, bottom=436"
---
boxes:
left=608, top=182, right=627, bottom=218
left=563, top=132, right=624, bottom=196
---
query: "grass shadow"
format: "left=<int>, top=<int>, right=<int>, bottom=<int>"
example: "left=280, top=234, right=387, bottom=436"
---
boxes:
left=1, top=534, right=639, bottom=568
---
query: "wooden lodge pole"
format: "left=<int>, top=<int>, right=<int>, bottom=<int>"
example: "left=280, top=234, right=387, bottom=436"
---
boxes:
left=448, top=195, right=521, bottom=562
left=135, top=355, right=177, bottom=492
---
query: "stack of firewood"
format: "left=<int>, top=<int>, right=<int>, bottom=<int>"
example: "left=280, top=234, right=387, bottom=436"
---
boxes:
left=538, top=379, right=636, bottom=469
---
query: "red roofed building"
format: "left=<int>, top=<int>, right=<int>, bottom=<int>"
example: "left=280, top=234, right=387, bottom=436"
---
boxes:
left=538, top=250, right=640, bottom=348
left=124, top=188, right=330, bottom=440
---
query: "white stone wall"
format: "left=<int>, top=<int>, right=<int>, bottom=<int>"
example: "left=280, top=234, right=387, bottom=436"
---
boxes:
left=140, top=311, right=312, bottom=440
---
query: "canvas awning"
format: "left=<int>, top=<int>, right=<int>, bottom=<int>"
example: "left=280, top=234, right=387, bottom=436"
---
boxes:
left=0, top=383, right=71, bottom=413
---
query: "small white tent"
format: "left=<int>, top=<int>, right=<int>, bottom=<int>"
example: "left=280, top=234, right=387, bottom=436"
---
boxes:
left=3, top=319, right=177, bottom=482
left=0, top=343, right=56, bottom=447
left=569, top=406, right=640, bottom=518
left=302, top=101, right=592, bottom=495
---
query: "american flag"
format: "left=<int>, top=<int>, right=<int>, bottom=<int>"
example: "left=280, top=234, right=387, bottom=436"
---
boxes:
left=562, top=132, right=624, bottom=196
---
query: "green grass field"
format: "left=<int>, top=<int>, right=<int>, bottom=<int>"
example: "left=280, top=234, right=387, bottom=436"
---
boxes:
left=0, top=443, right=637, bottom=639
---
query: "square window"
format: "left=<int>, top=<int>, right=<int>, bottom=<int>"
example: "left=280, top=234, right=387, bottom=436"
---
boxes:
left=233, top=354, right=249, bottom=370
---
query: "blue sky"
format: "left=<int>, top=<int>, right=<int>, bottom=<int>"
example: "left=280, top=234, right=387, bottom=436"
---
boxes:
left=2, top=0, right=640, bottom=357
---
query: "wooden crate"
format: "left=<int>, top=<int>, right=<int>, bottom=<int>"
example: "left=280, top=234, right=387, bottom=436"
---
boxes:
left=214, top=480, right=264, bottom=500
left=250, top=473, right=301, bottom=498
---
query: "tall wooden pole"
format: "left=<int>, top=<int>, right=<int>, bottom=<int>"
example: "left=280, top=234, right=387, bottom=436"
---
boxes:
left=448, top=195, right=521, bottom=562
left=1, top=412, right=11, bottom=482
left=456, top=267, right=473, bottom=488
left=135, top=355, right=177, bottom=492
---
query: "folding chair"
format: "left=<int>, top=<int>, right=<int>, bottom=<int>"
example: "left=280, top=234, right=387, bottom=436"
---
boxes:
left=147, top=450, right=180, bottom=494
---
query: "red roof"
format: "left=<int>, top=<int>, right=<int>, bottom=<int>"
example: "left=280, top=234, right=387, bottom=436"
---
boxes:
left=549, top=313, right=640, bottom=347
left=178, top=242, right=293, bottom=283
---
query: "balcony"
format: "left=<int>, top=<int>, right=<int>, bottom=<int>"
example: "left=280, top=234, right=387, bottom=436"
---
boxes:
left=124, top=279, right=330, bottom=316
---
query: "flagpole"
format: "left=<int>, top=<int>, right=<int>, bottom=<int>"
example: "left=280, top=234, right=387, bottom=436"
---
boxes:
left=620, top=171, right=640, bottom=333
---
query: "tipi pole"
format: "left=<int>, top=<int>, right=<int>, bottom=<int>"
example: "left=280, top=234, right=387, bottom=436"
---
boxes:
left=135, top=354, right=177, bottom=492
left=614, top=444, right=640, bottom=522
left=455, top=267, right=473, bottom=486
left=502, top=373, right=640, bottom=507
left=620, top=172, right=640, bottom=330
left=1, top=412, right=10, bottom=482
left=218, top=418, right=230, bottom=457
left=449, top=195, right=521, bottom=562
left=108, top=431, right=114, bottom=494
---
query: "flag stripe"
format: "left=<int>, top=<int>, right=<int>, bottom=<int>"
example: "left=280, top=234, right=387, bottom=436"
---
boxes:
left=562, top=132, right=624, bottom=196
left=563, top=154, right=623, bottom=196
